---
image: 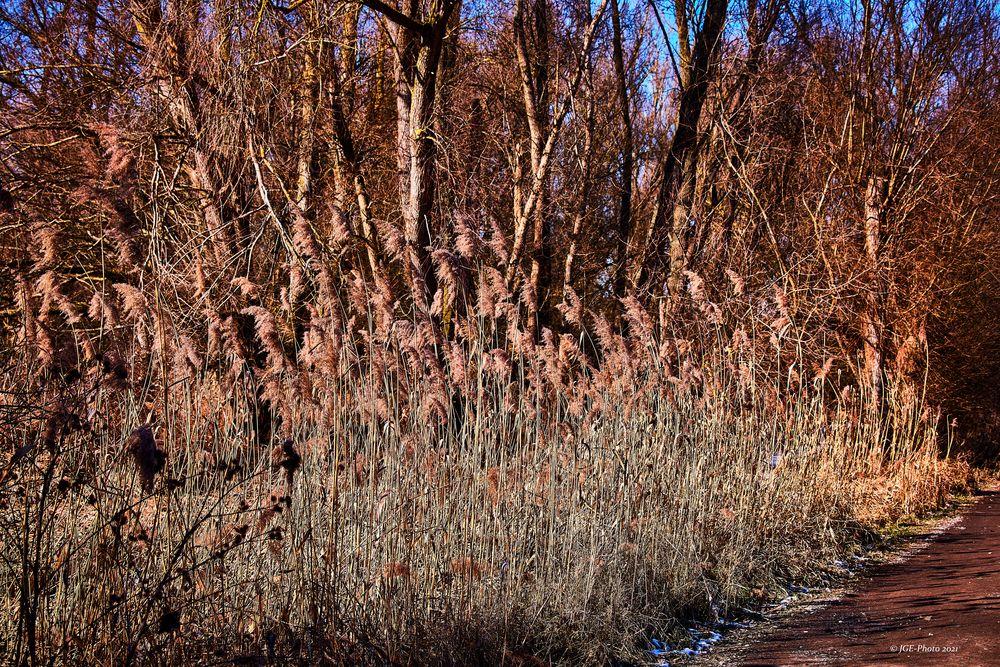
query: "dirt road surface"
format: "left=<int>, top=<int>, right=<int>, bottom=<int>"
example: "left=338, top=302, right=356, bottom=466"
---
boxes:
left=696, top=491, right=1000, bottom=666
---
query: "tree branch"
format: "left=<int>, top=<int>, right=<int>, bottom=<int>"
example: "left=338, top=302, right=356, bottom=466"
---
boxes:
left=357, top=0, right=431, bottom=38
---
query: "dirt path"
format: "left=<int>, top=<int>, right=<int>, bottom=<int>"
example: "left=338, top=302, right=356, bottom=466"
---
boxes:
left=697, top=491, right=1000, bottom=666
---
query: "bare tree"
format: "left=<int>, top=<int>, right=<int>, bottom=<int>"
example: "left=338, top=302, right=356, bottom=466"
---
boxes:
left=508, top=0, right=609, bottom=335
left=361, top=0, right=461, bottom=317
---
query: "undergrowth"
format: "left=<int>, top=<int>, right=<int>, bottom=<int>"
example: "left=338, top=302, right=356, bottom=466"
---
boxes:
left=0, top=326, right=961, bottom=665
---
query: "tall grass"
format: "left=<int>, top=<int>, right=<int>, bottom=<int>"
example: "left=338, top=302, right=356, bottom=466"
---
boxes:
left=0, top=322, right=955, bottom=665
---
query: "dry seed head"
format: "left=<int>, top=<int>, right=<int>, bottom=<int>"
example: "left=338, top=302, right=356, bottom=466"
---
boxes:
left=126, top=425, right=165, bottom=493
left=231, top=277, right=259, bottom=299
left=36, top=272, right=81, bottom=324
left=487, top=217, right=510, bottom=262
left=242, top=306, right=288, bottom=372
left=455, top=214, right=486, bottom=260
left=725, top=268, right=745, bottom=296
left=684, top=270, right=707, bottom=304
left=557, top=286, right=584, bottom=327
left=519, top=279, right=536, bottom=316
left=449, top=558, right=485, bottom=579
left=383, top=562, right=411, bottom=579
left=486, top=466, right=501, bottom=506
left=329, top=205, right=353, bottom=246
left=376, top=218, right=405, bottom=260
left=88, top=291, right=119, bottom=326
left=292, top=211, right=321, bottom=258
left=622, top=296, right=655, bottom=344
left=92, top=122, right=135, bottom=183
left=113, top=283, right=148, bottom=322
left=271, top=439, right=302, bottom=485
left=34, top=225, right=59, bottom=270
left=815, top=357, right=835, bottom=383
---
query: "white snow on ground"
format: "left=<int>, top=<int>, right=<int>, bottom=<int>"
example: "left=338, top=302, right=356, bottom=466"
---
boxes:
left=647, top=628, right=726, bottom=666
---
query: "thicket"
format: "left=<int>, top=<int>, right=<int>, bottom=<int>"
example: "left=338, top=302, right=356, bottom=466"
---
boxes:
left=1, top=0, right=998, bottom=663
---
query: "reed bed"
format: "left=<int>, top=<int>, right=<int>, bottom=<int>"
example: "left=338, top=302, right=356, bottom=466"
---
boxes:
left=0, top=328, right=955, bottom=665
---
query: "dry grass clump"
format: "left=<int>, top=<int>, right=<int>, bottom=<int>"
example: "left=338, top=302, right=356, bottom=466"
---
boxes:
left=0, top=316, right=957, bottom=665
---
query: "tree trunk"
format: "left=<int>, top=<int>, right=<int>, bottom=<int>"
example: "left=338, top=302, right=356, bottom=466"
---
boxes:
left=862, top=175, right=888, bottom=409
left=630, top=0, right=728, bottom=297
left=508, top=0, right=609, bottom=334
left=610, top=0, right=634, bottom=298
left=329, top=6, right=381, bottom=277
left=369, top=0, right=459, bottom=317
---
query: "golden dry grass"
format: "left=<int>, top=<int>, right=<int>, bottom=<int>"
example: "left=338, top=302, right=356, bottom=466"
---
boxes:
left=0, top=336, right=960, bottom=665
